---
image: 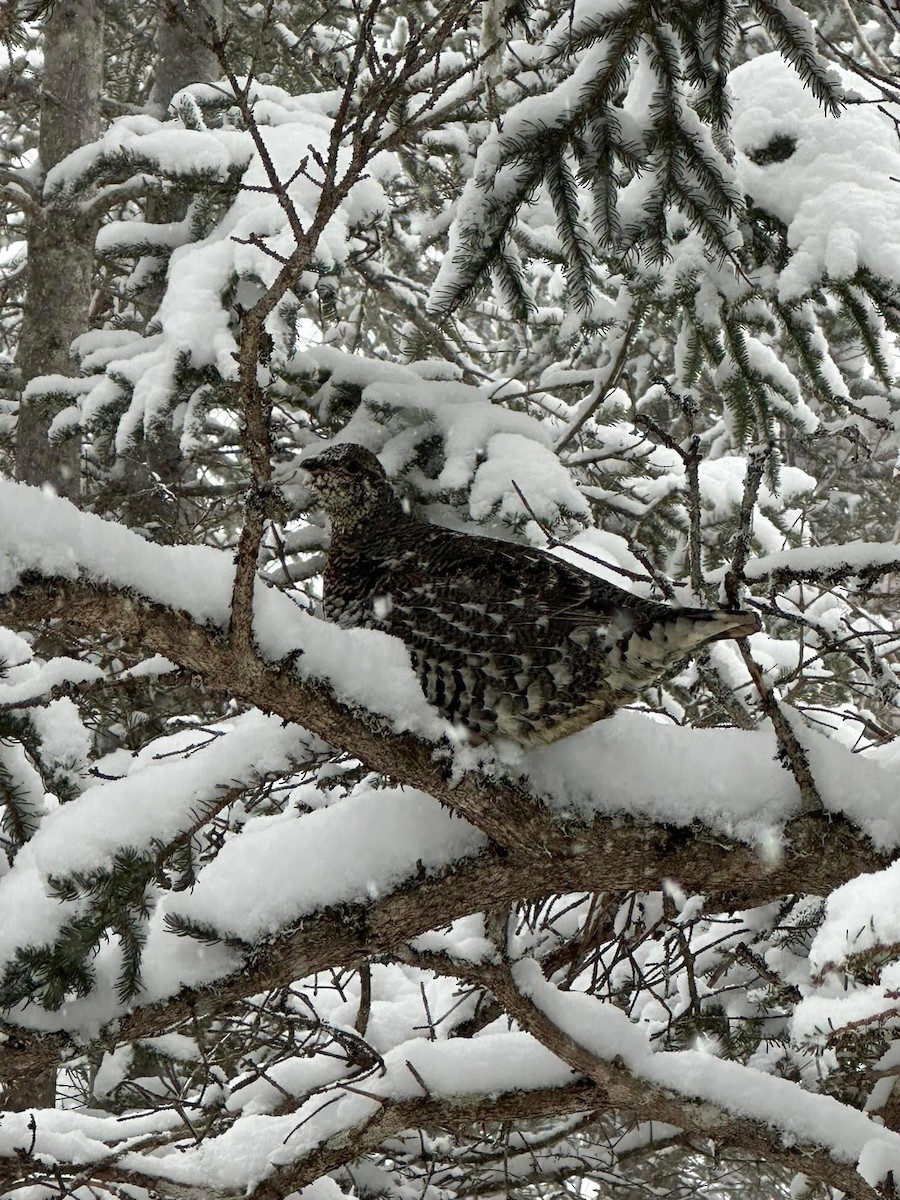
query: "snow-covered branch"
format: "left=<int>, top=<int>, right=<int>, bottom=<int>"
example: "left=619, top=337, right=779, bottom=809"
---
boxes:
left=1, top=1077, right=606, bottom=1200
left=402, top=952, right=900, bottom=1200
left=0, top=481, right=894, bottom=1055
left=5, top=5, right=900, bottom=1198
left=739, top=541, right=900, bottom=587
left=0, top=481, right=894, bottom=879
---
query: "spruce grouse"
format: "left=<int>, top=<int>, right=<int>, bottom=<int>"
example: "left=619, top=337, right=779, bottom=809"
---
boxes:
left=304, top=443, right=760, bottom=746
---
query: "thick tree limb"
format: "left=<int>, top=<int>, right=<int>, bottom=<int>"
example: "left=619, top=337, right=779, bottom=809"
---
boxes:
left=3, top=1082, right=606, bottom=1200
left=0, top=571, right=888, bottom=887
left=401, top=953, right=889, bottom=1200
left=0, top=570, right=892, bottom=1094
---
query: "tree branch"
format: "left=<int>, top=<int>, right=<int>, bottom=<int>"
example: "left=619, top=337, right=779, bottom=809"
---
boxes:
left=13, top=1082, right=606, bottom=1200
left=0, top=569, right=891, bottom=1089
left=432, top=956, right=890, bottom=1200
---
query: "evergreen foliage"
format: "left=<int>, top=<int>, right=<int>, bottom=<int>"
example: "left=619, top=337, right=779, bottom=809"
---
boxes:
left=1, top=1, right=900, bottom=1197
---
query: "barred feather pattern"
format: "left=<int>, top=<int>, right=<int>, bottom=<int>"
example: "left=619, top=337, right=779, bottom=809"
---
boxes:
left=305, top=444, right=760, bottom=746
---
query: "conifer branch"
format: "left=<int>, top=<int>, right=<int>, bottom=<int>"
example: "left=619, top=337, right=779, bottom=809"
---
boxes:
left=399, top=953, right=888, bottom=1200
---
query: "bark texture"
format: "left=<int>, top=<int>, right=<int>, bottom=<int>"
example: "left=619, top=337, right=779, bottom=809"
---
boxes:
left=105, top=0, right=224, bottom=542
left=15, top=0, right=103, bottom=499
left=150, top=0, right=221, bottom=114
left=5, top=0, right=103, bottom=1108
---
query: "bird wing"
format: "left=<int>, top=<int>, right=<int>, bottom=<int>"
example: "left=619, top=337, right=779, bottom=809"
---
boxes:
left=365, top=526, right=655, bottom=659
left=412, top=527, right=661, bottom=628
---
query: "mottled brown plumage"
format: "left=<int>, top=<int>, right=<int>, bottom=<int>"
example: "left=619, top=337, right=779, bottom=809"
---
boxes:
left=304, top=443, right=759, bottom=746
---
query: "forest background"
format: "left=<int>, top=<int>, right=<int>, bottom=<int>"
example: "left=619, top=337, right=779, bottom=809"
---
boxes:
left=2, top=1, right=900, bottom=1197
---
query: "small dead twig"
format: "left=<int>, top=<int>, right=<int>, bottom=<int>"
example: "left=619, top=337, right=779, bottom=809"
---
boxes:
left=355, top=962, right=372, bottom=1037
left=724, top=444, right=771, bottom=610
left=633, top=392, right=705, bottom=595
left=736, top=640, right=823, bottom=813
left=554, top=300, right=646, bottom=453
left=510, top=479, right=653, bottom=586
left=405, top=1059, right=431, bottom=1096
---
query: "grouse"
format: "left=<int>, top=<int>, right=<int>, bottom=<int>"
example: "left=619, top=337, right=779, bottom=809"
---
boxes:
left=304, top=443, right=760, bottom=747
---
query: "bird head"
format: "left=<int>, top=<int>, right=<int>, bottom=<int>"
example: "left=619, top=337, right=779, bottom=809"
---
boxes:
left=303, top=443, right=397, bottom=525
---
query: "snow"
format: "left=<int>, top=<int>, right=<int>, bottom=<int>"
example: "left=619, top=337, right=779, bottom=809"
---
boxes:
left=735, top=539, right=900, bottom=583
left=0, top=741, right=45, bottom=840
left=807, top=862, right=900, bottom=975
left=526, top=708, right=900, bottom=849
left=0, top=714, right=484, bottom=1024
left=0, top=705, right=328, bottom=1027
left=4, top=16, right=900, bottom=1194
left=410, top=916, right=495, bottom=965
left=0, top=479, right=446, bottom=738
left=93, top=1045, right=134, bottom=1097
left=142, top=1032, right=201, bottom=1060
left=595, top=451, right=816, bottom=561
left=731, top=55, right=900, bottom=301
left=0, top=1116, right=113, bottom=1168
left=0, top=655, right=102, bottom=705
left=514, top=959, right=900, bottom=1187
left=25, top=712, right=306, bottom=879
left=96, top=215, right=193, bottom=255
left=283, top=348, right=589, bottom=534
left=45, top=121, right=251, bottom=196
left=0, top=1104, right=187, bottom=1164
left=428, top=32, right=640, bottom=314
left=0, top=480, right=231, bottom=621
left=50, top=96, right=393, bottom=450
left=167, top=786, right=488, bottom=941
left=469, top=432, right=590, bottom=529
left=792, top=983, right=900, bottom=1048
left=116, top=1032, right=578, bottom=1191
left=527, top=712, right=795, bottom=839
left=27, top=698, right=92, bottom=787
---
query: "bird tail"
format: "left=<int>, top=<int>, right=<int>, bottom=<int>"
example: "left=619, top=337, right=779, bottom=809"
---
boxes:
left=609, top=606, right=760, bottom=694
left=679, top=607, right=761, bottom=648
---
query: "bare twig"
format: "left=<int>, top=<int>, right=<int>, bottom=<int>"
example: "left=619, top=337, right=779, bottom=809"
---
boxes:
left=633, top=399, right=706, bottom=595
left=723, top=444, right=770, bottom=610
left=510, top=478, right=652, bottom=585
left=838, top=0, right=890, bottom=75
left=355, top=962, right=372, bottom=1037
left=736, top=640, right=823, bottom=813
left=555, top=299, right=646, bottom=453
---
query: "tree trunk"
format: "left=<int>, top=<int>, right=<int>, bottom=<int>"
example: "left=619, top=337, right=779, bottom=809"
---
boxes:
left=15, top=0, right=104, bottom=501
left=150, top=0, right=221, bottom=116
left=6, top=0, right=104, bottom=1112
left=107, top=0, right=222, bottom=543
